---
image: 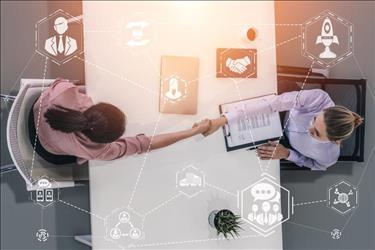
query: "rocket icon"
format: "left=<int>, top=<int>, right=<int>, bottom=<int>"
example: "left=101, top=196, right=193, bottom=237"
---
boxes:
left=316, top=17, right=339, bottom=59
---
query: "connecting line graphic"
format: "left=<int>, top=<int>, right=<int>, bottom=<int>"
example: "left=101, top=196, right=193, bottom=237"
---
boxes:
left=340, top=208, right=358, bottom=233
left=143, top=192, right=182, bottom=217
left=58, top=199, right=105, bottom=221
left=293, top=199, right=327, bottom=207
left=256, top=35, right=301, bottom=58
left=74, top=55, right=158, bottom=96
left=41, top=207, right=44, bottom=228
left=230, top=77, right=264, bottom=172
left=127, top=112, right=163, bottom=208
left=29, top=56, right=48, bottom=180
left=8, top=52, right=37, bottom=96
left=138, top=192, right=182, bottom=230
left=263, top=60, right=315, bottom=173
left=205, top=182, right=238, bottom=198
left=144, top=53, right=161, bottom=78
left=286, top=221, right=330, bottom=235
left=232, top=23, right=302, bottom=27
left=230, top=34, right=304, bottom=173
left=353, top=55, right=375, bottom=101
left=235, top=34, right=301, bottom=86
left=84, top=30, right=117, bottom=33
left=338, top=144, right=375, bottom=235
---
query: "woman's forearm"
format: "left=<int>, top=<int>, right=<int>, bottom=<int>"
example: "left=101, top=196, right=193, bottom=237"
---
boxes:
left=149, top=129, right=197, bottom=150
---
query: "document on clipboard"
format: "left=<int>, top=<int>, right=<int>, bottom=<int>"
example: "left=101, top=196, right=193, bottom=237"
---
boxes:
left=219, top=94, right=283, bottom=152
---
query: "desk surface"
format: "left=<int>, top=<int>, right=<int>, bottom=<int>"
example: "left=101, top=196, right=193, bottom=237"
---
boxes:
left=83, top=1, right=282, bottom=249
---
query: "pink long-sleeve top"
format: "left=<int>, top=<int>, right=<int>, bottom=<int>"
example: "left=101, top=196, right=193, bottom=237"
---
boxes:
left=33, top=79, right=151, bottom=164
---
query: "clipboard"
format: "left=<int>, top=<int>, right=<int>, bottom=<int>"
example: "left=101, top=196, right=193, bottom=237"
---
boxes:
left=219, top=94, right=283, bottom=152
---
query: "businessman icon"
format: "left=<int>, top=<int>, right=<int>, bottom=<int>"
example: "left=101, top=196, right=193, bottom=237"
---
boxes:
left=45, top=17, right=77, bottom=56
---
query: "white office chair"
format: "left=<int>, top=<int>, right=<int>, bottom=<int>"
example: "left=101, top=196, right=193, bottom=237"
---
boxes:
left=6, top=79, right=88, bottom=191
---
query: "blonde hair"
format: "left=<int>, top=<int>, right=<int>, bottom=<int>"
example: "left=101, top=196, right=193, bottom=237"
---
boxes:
left=324, top=106, right=364, bottom=142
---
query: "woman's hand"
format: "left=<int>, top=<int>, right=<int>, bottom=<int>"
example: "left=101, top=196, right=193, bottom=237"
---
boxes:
left=256, top=141, right=290, bottom=160
left=192, top=119, right=211, bottom=135
left=201, top=116, right=228, bottom=136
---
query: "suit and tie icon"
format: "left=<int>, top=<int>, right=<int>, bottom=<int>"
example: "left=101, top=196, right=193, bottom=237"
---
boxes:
left=44, top=16, right=77, bottom=56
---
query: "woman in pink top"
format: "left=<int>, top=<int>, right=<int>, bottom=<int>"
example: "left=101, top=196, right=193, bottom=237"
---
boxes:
left=33, top=79, right=210, bottom=164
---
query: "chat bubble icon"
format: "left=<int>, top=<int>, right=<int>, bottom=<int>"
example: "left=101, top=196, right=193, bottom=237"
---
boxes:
left=251, top=182, right=276, bottom=201
left=37, top=178, right=51, bottom=188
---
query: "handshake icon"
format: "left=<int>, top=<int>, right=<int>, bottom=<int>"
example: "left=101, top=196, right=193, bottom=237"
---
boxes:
left=225, top=56, right=251, bottom=74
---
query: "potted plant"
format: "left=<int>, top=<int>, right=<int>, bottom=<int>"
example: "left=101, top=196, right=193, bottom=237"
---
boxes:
left=208, top=209, right=243, bottom=239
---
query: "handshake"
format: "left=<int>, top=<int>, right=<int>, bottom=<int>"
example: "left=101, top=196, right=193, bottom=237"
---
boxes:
left=225, top=56, right=251, bottom=74
left=191, top=117, right=227, bottom=137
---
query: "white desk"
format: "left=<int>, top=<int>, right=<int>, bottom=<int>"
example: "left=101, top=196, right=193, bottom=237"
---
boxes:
left=83, top=1, right=282, bottom=249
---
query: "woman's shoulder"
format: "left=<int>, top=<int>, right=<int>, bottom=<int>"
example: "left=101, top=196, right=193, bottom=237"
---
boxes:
left=48, top=78, right=77, bottom=100
left=49, top=80, right=93, bottom=111
left=324, top=142, right=340, bottom=160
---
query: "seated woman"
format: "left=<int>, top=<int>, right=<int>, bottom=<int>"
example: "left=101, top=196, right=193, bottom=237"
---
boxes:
left=33, top=78, right=210, bottom=164
left=203, top=89, right=363, bottom=170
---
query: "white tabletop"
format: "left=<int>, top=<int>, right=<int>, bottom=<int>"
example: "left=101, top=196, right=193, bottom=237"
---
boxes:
left=83, top=1, right=282, bottom=249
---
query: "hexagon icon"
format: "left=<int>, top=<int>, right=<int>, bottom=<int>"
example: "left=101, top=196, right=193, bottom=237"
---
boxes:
left=160, top=74, right=188, bottom=104
left=35, top=9, right=83, bottom=65
left=176, top=164, right=205, bottom=198
left=30, top=175, right=59, bottom=208
left=241, top=173, right=290, bottom=236
left=327, top=180, right=358, bottom=215
left=302, top=10, right=353, bottom=68
left=116, top=12, right=157, bottom=54
left=104, top=207, right=145, bottom=248
left=216, top=48, right=257, bottom=78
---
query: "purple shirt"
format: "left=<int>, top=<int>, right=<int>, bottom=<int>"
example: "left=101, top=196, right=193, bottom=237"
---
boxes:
left=224, top=89, right=340, bottom=170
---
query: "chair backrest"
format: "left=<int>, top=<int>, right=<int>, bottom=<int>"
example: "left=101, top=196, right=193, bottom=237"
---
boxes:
left=6, top=79, right=76, bottom=190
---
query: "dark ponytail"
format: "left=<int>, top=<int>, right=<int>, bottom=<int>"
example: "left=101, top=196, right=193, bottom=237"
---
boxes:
left=44, top=103, right=126, bottom=143
left=44, top=105, right=89, bottom=133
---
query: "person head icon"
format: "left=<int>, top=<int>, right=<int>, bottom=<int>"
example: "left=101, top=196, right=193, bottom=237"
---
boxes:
left=118, top=211, right=130, bottom=223
left=165, top=77, right=182, bottom=100
left=110, top=227, right=121, bottom=240
left=262, top=201, right=271, bottom=213
left=129, top=228, right=141, bottom=240
left=54, top=17, right=69, bottom=35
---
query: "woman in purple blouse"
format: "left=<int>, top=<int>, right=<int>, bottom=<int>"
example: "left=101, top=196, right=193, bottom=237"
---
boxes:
left=204, top=89, right=363, bottom=170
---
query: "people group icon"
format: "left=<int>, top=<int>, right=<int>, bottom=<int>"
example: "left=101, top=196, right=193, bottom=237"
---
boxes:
left=45, top=16, right=77, bottom=57
left=247, top=182, right=283, bottom=227
left=315, top=17, right=339, bottom=59
left=248, top=201, right=283, bottom=226
left=109, top=210, right=142, bottom=241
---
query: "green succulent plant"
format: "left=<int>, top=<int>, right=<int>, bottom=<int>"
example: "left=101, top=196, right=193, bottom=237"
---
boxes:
left=214, top=209, right=243, bottom=239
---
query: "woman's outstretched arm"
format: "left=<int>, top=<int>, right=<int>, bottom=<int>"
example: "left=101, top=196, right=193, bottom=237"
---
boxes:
left=149, top=119, right=211, bottom=150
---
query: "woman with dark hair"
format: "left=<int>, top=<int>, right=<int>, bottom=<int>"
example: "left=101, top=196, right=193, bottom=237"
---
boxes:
left=33, top=79, right=210, bottom=164
left=202, top=89, right=363, bottom=170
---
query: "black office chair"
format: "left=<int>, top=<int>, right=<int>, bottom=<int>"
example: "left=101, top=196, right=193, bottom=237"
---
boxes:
left=277, top=65, right=366, bottom=170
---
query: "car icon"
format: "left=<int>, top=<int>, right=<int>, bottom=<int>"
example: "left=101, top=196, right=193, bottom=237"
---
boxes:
left=179, top=172, right=202, bottom=187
